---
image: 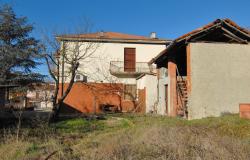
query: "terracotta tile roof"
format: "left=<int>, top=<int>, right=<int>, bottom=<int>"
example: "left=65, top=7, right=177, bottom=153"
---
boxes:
left=56, top=31, right=170, bottom=44
left=150, top=18, right=250, bottom=64
left=175, top=18, right=250, bottom=42
left=59, top=32, right=149, bottom=39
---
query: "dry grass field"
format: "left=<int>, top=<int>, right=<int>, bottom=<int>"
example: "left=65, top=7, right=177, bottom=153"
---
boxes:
left=0, top=114, right=249, bottom=160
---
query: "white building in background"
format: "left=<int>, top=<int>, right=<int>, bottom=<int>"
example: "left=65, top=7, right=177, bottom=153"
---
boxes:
left=56, top=31, right=169, bottom=83
left=26, top=83, right=54, bottom=109
left=56, top=31, right=170, bottom=113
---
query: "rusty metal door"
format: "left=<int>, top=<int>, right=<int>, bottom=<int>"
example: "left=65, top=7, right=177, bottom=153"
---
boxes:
left=124, top=48, right=136, bottom=72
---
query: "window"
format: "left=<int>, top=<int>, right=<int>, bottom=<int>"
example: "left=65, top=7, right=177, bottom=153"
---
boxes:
left=124, top=48, right=136, bottom=72
left=124, top=84, right=137, bottom=100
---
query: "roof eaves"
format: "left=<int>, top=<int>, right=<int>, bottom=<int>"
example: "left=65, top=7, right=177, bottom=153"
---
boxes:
left=151, top=19, right=250, bottom=64
left=175, top=19, right=223, bottom=43
left=150, top=21, right=221, bottom=64
left=222, top=19, right=250, bottom=39
left=149, top=41, right=177, bottom=64
left=56, top=36, right=170, bottom=44
left=149, top=48, right=168, bottom=64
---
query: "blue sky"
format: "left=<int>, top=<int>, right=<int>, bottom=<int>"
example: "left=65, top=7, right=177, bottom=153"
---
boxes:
left=2, top=0, right=250, bottom=77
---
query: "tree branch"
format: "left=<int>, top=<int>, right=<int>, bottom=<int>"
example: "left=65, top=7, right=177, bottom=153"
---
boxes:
left=58, top=62, right=79, bottom=103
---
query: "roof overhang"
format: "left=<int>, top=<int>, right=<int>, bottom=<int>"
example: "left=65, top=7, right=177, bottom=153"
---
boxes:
left=151, top=19, right=250, bottom=66
left=56, top=36, right=171, bottom=45
left=149, top=48, right=168, bottom=64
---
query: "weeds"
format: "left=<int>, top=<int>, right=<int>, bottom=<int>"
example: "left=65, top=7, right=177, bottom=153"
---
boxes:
left=0, top=114, right=249, bottom=160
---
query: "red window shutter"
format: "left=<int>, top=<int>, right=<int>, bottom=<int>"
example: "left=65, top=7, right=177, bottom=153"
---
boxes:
left=124, top=48, right=136, bottom=72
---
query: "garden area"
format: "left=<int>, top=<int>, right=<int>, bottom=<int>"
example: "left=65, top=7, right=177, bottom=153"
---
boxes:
left=0, top=114, right=249, bottom=160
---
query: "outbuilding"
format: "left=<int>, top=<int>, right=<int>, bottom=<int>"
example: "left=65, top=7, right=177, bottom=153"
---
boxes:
left=150, top=19, right=250, bottom=119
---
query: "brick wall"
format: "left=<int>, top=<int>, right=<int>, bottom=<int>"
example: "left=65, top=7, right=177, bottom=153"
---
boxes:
left=58, top=82, right=136, bottom=114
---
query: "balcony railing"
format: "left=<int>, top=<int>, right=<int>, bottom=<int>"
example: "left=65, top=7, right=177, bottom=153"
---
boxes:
left=110, top=61, right=156, bottom=77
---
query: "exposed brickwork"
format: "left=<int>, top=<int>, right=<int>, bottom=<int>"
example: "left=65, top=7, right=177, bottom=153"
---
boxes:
left=58, top=82, right=137, bottom=114
left=186, top=44, right=192, bottom=95
left=168, top=60, right=177, bottom=117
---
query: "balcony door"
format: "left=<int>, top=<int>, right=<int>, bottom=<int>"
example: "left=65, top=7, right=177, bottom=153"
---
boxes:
left=124, top=48, right=136, bottom=72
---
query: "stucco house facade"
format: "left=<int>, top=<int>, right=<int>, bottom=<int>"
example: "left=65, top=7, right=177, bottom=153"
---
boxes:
left=136, top=73, right=158, bottom=113
left=56, top=32, right=170, bottom=113
left=150, top=19, right=250, bottom=119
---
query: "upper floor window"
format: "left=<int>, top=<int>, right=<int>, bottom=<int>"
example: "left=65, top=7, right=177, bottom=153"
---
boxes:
left=124, top=48, right=136, bottom=72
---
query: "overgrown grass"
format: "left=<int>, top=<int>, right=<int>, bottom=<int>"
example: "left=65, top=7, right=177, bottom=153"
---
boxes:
left=185, top=114, right=250, bottom=138
left=0, top=114, right=249, bottom=160
left=53, top=118, right=106, bottom=133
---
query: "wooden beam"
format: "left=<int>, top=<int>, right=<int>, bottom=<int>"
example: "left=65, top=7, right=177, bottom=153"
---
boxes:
left=223, top=21, right=250, bottom=39
left=222, top=33, right=244, bottom=43
left=179, top=23, right=222, bottom=43
left=221, top=27, right=248, bottom=44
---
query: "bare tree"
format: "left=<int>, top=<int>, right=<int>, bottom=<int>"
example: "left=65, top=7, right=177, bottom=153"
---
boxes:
left=42, top=23, right=99, bottom=119
left=42, top=20, right=146, bottom=119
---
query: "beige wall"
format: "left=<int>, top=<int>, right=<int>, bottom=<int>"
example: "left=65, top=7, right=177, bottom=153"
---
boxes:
left=188, top=43, right=250, bottom=119
left=157, top=68, right=168, bottom=115
left=137, top=74, right=158, bottom=113
left=61, top=41, right=166, bottom=84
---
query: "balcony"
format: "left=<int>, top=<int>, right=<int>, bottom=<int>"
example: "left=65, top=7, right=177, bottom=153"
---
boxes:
left=110, top=61, right=156, bottom=78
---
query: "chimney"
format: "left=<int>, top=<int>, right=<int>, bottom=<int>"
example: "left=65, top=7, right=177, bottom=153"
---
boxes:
left=150, top=32, right=156, bottom=39
left=99, top=31, right=104, bottom=37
